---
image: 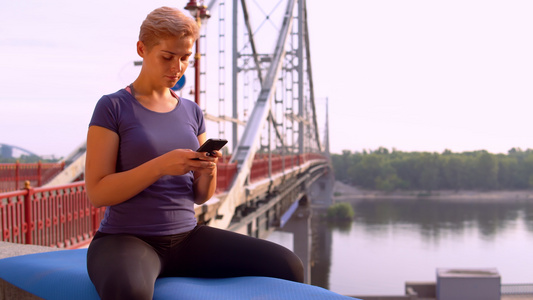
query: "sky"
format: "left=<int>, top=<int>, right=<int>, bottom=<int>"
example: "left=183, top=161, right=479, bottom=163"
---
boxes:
left=1, top=0, right=533, bottom=158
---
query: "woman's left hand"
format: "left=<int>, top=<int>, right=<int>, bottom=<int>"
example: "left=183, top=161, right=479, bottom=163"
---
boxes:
left=193, top=150, right=222, bottom=177
left=193, top=149, right=221, bottom=204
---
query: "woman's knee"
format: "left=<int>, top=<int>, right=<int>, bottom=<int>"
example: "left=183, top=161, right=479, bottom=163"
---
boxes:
left=96, top=274, right=154, bottom=300
left=278, top=246, right=305, bottom=283
left=87, top=234, right=161, bottom=299
left=254, top=240, right=305, bottom=282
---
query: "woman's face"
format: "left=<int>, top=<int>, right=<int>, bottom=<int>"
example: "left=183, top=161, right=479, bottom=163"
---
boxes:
left=139, top=36, right=195, bottom=89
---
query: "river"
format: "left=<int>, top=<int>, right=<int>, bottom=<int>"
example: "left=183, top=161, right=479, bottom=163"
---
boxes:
left=308, top=198, right=533, bottom=296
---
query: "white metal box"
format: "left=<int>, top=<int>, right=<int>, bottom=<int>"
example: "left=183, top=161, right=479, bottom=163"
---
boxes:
left=436, top=268, right=500, bottom=300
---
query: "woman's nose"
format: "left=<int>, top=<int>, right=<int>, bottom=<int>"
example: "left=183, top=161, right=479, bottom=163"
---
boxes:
left=171, top=60, right=183, bottom=73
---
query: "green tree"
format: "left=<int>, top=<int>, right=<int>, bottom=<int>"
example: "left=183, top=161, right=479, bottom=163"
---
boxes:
left=474, top=151, right=499, bottom=189
left=350, top=154, right=385, bottom=188
left=416, top=152, right=441, bottom=192
left=441, top=155, right=465, bottom=191
left=330, top=147, right=533, bottom=192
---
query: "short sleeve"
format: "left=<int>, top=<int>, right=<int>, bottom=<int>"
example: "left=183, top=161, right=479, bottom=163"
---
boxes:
left=89, top=95, right=119, bottom=134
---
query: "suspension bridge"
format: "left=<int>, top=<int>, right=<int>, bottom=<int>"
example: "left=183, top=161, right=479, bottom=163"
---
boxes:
left=1, top=0, right=332, bottom=247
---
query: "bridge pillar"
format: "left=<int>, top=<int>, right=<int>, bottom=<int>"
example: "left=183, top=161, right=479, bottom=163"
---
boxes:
left=309, top=170, right=335, bottom=207
left=274, top=171, right=334, bottom=284
left=269, top=202, right=312, bottom=284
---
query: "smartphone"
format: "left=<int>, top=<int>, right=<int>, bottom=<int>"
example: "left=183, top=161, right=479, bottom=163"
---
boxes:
left=196, top=138, right=228, bottom=157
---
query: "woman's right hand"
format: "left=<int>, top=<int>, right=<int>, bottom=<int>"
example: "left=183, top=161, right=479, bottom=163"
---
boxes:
left=157, top=149, right=216, bottom=176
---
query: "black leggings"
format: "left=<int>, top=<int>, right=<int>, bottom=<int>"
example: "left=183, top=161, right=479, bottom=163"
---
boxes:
left=87, top=225, right=304, bottom=300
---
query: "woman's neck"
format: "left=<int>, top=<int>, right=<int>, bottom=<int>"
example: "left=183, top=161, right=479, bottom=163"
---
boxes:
left=130, top=79, right=178, bottom=113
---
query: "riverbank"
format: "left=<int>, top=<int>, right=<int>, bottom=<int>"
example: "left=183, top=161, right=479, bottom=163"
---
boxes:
left=333, top=181, right=533, bottom=203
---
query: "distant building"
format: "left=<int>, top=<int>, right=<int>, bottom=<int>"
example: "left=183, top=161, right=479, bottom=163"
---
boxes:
left=0, top=144, right=40, bottom=160
left=0, top=145, right=13, bottom=159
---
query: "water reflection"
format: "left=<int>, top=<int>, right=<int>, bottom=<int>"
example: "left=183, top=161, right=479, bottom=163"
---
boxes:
left=327, top=220, right=353, bottom=233
left=351, top=200, right=533, bottom=242
left=310, top=207, right=332, bottom=290
left=310, top=199, right=533, bottom=295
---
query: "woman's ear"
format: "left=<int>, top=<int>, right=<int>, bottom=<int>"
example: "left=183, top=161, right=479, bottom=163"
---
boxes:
left=137, top=41, right=146, bottom=57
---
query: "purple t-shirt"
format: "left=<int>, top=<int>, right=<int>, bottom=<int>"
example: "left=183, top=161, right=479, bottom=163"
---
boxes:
left=89, top=88, right=205, bottom=235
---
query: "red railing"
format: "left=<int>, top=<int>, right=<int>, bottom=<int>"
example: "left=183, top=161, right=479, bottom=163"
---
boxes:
left=250, top=153, right=327, bottom=182
left=0, top=182, right=104, bottom=249
left=216, top=158, right=238, bottom=193
left=0, top=154, right=327, bottom=249
left=0, top=161, right=65, bottom=193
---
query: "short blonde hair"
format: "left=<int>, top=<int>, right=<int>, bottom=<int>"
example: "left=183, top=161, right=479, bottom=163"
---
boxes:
left=139, top=6, right=200, bottom=50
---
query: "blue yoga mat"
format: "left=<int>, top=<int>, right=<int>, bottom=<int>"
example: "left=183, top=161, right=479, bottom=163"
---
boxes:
left=0, top=249, right=357, bottom=300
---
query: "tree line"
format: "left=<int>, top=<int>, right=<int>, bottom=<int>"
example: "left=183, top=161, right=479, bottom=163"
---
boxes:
left=331, top=147, right=533, bottom=191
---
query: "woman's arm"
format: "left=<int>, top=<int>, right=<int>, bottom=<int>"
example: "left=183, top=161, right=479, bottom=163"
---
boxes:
left=193, top=133, right=220, bottom=205
left=85, top=126, right=213, bottom=207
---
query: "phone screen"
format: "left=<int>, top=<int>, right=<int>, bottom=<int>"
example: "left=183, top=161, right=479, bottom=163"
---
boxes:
left=196, top=138, right=228, bottom=155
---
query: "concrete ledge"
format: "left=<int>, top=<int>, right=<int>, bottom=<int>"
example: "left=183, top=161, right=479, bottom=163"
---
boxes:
left=0, top=279, right=41, bottom=300
left=0, top=242, right=59, bottom=300
left=405, top=281, right=436, bottom=298
left=0, top=242, right=59, bottom=260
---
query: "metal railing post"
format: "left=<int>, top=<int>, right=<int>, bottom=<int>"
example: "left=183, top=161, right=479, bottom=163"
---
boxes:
left=23, top=180, right=33, bottom=245
left=37, top=161, right=42, bottom=187
left=15, top=160, right=20, bottom=190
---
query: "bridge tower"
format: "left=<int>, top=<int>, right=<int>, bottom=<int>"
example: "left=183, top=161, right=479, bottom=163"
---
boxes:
left=198, top=0, right=330, bottom=233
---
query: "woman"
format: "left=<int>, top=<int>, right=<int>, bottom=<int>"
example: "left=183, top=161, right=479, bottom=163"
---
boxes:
left=85, top=6, right=303, bottom=300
